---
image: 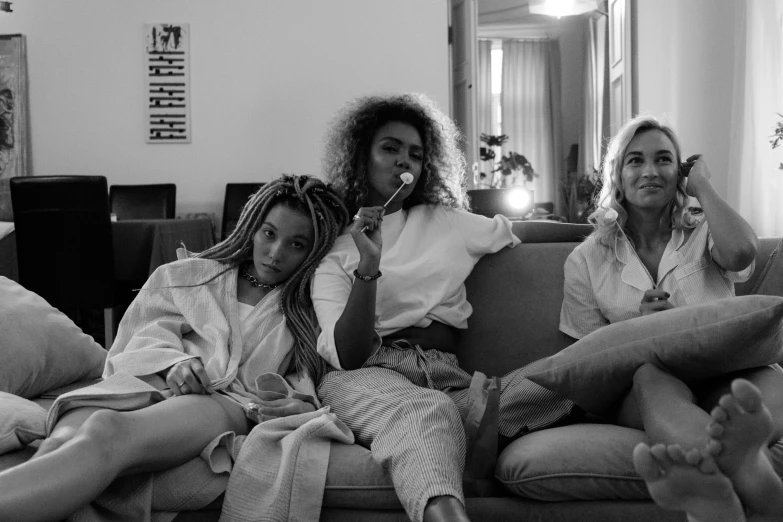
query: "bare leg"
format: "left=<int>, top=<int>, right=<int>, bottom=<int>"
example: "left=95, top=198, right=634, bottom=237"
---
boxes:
left=31, top=407, right=102, bottom=459
left=632, top=442, right=744, bottom=522
left=423, top=496, right=471, bottom=522
left=0, top=393, right=248, bottom=522
left=616, top=364, right=710, bottom=449
left=705, top=379, right=783, bottom=519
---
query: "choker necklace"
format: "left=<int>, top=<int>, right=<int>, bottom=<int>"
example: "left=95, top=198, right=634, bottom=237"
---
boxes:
left=240, top=266, right=280, bottom=290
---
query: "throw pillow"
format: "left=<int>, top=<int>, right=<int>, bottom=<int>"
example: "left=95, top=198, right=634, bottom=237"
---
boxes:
left=752, top=238, right=783, bottom=297
left=0, top=277, right=107, bottom=399
left=527, top=295, right=783, bottom=416
left=0, top=392, right=46, bottom=454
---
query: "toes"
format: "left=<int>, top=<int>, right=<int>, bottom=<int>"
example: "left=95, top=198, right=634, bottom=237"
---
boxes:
left=718, top=393, right=747, bottom=416
left=730, top=378, right=763, bottom=414
left=706, top=438, right=723, bottom=457
left=710, top=406, right=728, bottom=423
left=667, top=444, right=687, bottom=463
left=684, top=447, right=702, bottom=466
left=706, top=420, right=725, bottom=438
left=650, top=443, right=670, bottom=462
left=633, top=443, right=664, bottom=481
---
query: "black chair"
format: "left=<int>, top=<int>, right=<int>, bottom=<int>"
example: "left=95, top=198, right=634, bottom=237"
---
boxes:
left=11, top=175, right=118, bottom=347
left=221, top=183, right=265, bottom=240
left=109, top=183, right=176, bottom=220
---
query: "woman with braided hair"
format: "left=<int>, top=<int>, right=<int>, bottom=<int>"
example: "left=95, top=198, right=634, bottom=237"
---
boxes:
left=0, top=174, right=349, bottom=521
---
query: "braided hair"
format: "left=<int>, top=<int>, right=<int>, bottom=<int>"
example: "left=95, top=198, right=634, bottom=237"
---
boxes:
left=199, top=174, right=349, bottom=383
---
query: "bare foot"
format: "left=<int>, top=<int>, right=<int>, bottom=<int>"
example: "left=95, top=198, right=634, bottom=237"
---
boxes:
left=633, top=442, right=744, bottom=522
left=706, top=378, right=783, bottom=517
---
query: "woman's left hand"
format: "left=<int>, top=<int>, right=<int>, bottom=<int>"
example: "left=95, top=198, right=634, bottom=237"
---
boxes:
left=245, top=398, right=316, bottom=423
left=683, top=154, right=712, bottom=198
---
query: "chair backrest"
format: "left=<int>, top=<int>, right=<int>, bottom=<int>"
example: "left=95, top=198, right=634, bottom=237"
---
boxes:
left=109, top=183, right=176, bottom=220
left=10, top=175, right=116, bottom=308
left=221, top=183, right=265, bottom=240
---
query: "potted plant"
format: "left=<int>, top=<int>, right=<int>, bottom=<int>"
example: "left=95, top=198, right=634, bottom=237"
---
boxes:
left=478, top=133, right=539, bottom=189
left=772, top=112, right=783, bottom=170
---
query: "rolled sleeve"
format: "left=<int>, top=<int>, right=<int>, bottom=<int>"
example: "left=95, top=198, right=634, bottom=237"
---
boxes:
left=447, top=209, right=521, bottom=258
left=312, top=264, right=351, bottom=370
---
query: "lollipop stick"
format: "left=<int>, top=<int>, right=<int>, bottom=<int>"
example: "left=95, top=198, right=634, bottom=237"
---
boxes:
left=360, top=181, right=408, bottom=233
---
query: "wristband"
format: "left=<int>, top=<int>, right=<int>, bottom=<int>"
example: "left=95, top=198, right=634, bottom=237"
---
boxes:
left=353, top=268, right=382, bottom=282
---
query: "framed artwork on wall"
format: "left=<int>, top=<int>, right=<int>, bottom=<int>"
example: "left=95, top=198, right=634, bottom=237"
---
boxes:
left=145, top=23, right=191, bottom=144
left=0, top=33, right=30, bottom=221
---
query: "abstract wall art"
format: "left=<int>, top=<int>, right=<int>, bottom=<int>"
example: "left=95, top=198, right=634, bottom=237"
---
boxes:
left=145, top=23, right=190, bottom=143
left=0, top=33, right=30, bottom=220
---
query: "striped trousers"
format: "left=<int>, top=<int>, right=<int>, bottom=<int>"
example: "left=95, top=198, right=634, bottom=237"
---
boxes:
left=317, top=342, right=575, bottom=522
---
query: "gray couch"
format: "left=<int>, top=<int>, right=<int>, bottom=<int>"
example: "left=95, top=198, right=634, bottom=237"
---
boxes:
left=7, top=221, right=781, bottom=521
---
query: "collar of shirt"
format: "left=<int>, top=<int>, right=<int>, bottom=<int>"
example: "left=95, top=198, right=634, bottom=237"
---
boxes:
left=613, top=228, right=686, bottom=291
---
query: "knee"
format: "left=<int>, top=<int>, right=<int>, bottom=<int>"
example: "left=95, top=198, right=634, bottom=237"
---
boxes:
left=73, top=410, right=127, bottom=462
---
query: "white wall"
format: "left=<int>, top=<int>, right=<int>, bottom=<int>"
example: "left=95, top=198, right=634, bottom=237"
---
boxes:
left=1, top=0, right=449, bottom=219
left=636, top=0, right=738, bottom=199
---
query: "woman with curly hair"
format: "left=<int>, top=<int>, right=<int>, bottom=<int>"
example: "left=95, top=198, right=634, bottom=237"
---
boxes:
left=311, top=93, right=577, bottom=522
left=559, top=117, right=783, bottom=521
left=0, top=175, right=349, bottom=521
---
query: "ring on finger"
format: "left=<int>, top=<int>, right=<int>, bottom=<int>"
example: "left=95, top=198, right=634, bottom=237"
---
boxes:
left=353, top=213, right=361, bottom=221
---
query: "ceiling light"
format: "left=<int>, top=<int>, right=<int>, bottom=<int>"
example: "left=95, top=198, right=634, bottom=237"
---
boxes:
left=528, top=0, right=599, bottom=18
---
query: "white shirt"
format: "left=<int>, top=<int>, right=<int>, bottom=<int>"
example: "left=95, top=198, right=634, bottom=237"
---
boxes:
left=559, top=218, right=754, bottom=339
left=312, top=204, right=520, bottom=369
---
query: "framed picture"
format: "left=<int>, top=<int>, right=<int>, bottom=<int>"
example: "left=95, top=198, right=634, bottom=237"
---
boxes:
left=0, top=33, right=30, bottom=220
left=145, top=23, right=191, bottom=143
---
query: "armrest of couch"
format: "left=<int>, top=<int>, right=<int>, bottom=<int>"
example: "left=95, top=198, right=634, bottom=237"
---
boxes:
left=735, top=237, right=782, bottom=296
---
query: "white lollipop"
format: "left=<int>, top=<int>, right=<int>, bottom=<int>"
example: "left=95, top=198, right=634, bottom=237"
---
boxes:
left=360, top=173, right=414, bottom=233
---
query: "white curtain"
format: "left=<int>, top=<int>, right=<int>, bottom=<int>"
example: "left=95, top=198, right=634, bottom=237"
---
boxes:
left=501, top=39, right=562, bottom=206
left=727, top=0, right=783, bottom=236
left=581, top=14, right=606, bottom=175
left=477, top=40, right=494, bottom=139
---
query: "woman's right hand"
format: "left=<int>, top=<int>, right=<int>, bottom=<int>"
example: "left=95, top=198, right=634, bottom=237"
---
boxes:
left=639, top=289, right=674, bottom=316
left=166, top=358, right=214, bottom=395
left=349, top=206, right=385, bottom=261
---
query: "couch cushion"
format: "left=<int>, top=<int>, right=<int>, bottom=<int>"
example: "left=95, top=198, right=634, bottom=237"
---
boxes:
left=526, top=295, right=783, bottom=416
left=322, top=441, right=400, bottom=509
left=751, top=238, right=783, bottom=297
left=0, top=277, right=107, bottom=399
left=496, top=423, right=650, bottom=501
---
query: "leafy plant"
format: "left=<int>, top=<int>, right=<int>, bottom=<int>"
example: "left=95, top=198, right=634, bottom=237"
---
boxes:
left=478, top=133, right=538, bottom=188
left=561, top=167, right=601, bottom=224
left=772, top=113, right=783, bottom=170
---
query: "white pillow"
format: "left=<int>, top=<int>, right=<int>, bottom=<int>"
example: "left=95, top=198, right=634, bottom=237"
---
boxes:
left=0, top=277, right=107, bottom=398
left=0, top=392, right=46, bottom=454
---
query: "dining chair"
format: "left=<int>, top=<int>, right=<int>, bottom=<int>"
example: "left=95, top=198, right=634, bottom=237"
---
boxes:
left=221, top=182, right=265, bottom=240
left=109, top=183, right=176, bottom=220
left=10, top=175, right=118, bottom=348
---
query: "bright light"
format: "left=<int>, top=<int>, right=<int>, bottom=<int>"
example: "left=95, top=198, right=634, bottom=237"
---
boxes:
left=528, top=0, right=598, bottom=17
left=506, top=188, right=531, bottom=210
left=491, top=48, right=503, bottom=95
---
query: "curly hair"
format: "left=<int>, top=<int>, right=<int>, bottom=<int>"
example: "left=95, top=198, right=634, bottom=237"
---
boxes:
left=589, top=115, right=698, bottom=248
left=322, top=93, right=470, bottom=215
left=198, top=174, right=349, bottom=383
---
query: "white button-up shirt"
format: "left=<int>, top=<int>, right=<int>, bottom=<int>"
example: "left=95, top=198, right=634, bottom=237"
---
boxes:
left=559, top=218, right=754, bottom=339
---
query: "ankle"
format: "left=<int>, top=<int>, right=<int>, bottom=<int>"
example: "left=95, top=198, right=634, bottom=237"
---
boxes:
left=423, top=495, right=470, bottom=522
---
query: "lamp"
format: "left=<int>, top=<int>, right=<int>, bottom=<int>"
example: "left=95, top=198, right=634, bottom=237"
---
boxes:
left=528, top=0, right=599, bottom=17
left=468, top=187, right=535, bottom=221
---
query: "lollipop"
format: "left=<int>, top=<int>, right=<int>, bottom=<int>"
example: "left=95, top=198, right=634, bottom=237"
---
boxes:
left=360, top=173, right=414, bottom=233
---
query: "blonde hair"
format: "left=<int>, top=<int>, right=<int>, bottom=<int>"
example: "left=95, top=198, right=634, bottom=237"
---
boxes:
left=589, top=115, right=697, bottom=247
left=322, top=93, right=469, bottom=215
left=199, top=174, right=348, bottom=382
